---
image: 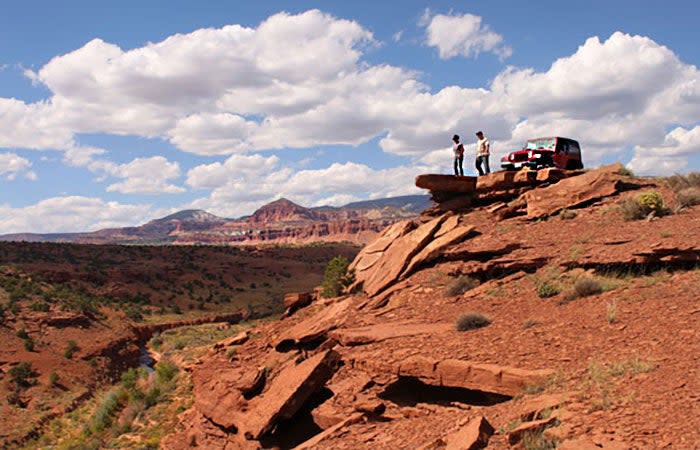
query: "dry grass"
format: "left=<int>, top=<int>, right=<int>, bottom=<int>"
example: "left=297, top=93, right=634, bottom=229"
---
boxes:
left=445, top=275, right=479, bottom=296
left=455, top=312, right=491, bottom=331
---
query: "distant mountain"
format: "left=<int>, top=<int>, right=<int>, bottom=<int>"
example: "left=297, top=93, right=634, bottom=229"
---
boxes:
left=0, top=195, right=431, bottom=245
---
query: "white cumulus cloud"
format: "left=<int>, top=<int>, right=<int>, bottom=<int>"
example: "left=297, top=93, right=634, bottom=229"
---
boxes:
left=0, top=196, right=153, bottom=234
left=422, top=11, right=512, bottom=60
left=0, top=152, right=37, bottom=181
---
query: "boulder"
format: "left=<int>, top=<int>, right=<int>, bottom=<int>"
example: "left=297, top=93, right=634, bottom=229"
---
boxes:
left=192, top=363, right=266, bottom=429
left=444, top=415, right=494, bottom=450
left=416, top=174, right=478, bottom=193
left=275, top=299, right=353, bottom=351
left=213, top=330, right=250, bottom=349
left=243, top=350, right=341, bottom=440
left=283, top=292, right=313, bottom=313
left=362, top=215, right=448, bottom=296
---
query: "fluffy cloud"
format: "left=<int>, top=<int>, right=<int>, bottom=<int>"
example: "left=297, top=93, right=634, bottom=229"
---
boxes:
left=0, top=196, right=153, bottom=234
left=0, top=152, right=37, bottom=180
left=64, top=148, right=184, bottom=194
left=422, top=11, right=512, bottom=60
left=628, top=126, right=700, bottom=174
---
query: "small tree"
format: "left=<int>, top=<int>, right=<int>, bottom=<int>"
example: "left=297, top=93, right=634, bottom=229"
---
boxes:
left=321, top=256, right=355, bottom=298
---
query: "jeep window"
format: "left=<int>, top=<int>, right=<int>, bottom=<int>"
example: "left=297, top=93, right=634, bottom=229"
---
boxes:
left=556, top=140, right=570, bottom=154
left=525, top=138, right=555, bottom=150
left=568, top=141, right=581, bottom=156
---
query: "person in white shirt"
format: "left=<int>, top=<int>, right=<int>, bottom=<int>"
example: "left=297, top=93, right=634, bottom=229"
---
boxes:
left=452, top=134, right=464, bottom=176
left=475, top=131, right=490, bottom=176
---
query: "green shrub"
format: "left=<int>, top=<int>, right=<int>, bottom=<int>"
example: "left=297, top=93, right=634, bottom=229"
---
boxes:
left=155, top=360, right=178, bottom=384
left=637, top=191, right=665, bottom=213
left=149, top=334, right=163, bottom=350
left=455, top=312, right=491, bottom=331
left=445, top=276, right=479, bottom=296
left=321, top=256, right=355, bottom=298
left=9, top=362, right=35, bottom=388
left=30, top=301, right=50, bottom=312
left=64, top=340, right=79, bottom=359
left=121, top=368, right=142, bottom=390
left=89, top=389, right=123, bottom=434
left=16, top=328, right=29, bottom=339
left=618, top=166, right=635, bottom=177
left=536, top=280, right=560, bottom=298
left=143, top=386, right=161, bottom=409
left=48, top=371, right=60, bottom=388
left=24, top=337, right=35, bottom=352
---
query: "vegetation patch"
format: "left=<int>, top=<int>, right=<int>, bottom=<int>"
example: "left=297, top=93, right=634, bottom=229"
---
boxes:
left=445, top=275, right=479, bottom=296
left=560, top=277, right=603, bottom=303
left=536, top=280, right=560, bottom=298
left=619, top=190, right=668, bottom=221
left=455, top=312, right=491, bottom=331
left=320, top=255, right=355, bottom=298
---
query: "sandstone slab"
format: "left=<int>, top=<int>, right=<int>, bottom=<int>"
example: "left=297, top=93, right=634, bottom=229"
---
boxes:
left=416, top=174, right=477, bottom=193
left=362, top=215, right=448, bottom=296
left=507, top=416, right=558, bottom=445
left=444, top=415, right=494, bottom=450
left=329, top=322, right=453, bottom=346
left=244, top=350, right=341, bottom=440
left=192, top=362, right=265, bottom=429
left=394, top=355, right=554, bottom=397
left=401, top=225, right=476, bottom=278
left=276, top=299, right=352, bottom=351
left=213, top=330, right=250, bottom=350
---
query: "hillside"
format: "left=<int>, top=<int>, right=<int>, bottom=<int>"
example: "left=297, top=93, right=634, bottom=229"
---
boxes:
left=0, top=195, right=430, bottom=246
left=156, top=165, right=700, bottom=449
left=0, top=242, right=359, bottom=447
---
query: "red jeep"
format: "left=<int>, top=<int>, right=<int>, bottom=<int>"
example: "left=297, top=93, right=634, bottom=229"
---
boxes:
left=500, top=137, right=583, bottom=171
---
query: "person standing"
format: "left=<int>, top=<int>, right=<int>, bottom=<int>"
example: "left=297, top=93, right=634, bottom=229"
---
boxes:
left=452, top=134, right=464, bottom=176
left=475, top=131, right=490, bottom=176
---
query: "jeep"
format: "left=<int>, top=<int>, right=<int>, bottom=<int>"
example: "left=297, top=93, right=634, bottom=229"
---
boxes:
left=500, top=137, right=583, bottom=171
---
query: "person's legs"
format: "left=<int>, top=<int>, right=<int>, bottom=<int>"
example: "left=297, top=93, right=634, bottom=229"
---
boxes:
left=458, top=155, right=464, bottom=176
left=475, top=156, right=484, bottom=176
left=484, top=155, right=490, bottom=174
left=454, top=157, right=459, bottom=175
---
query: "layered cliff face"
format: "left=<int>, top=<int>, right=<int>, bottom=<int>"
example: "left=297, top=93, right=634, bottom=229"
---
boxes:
left=0, top=195, right=431, bottom=246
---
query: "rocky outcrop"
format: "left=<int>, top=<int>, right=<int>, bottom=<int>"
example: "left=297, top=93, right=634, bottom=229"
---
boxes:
left=283, top=292, right=313, bottom=316
left=243, top=350, right=341, bottom=439
left=360, top=215, right=448, bottom=296
left=521, top=163, right=648, bottom=219
left=275, top=299, right=353, bottom=351
left=353, top=354, right=554, bottom=397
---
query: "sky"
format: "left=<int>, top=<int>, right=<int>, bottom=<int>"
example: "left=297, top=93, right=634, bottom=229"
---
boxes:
left=0, top=0, right=699, bottom=234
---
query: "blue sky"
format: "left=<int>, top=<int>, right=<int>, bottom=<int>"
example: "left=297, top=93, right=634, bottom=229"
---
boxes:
left=1, top=1, right=699, bottom=233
